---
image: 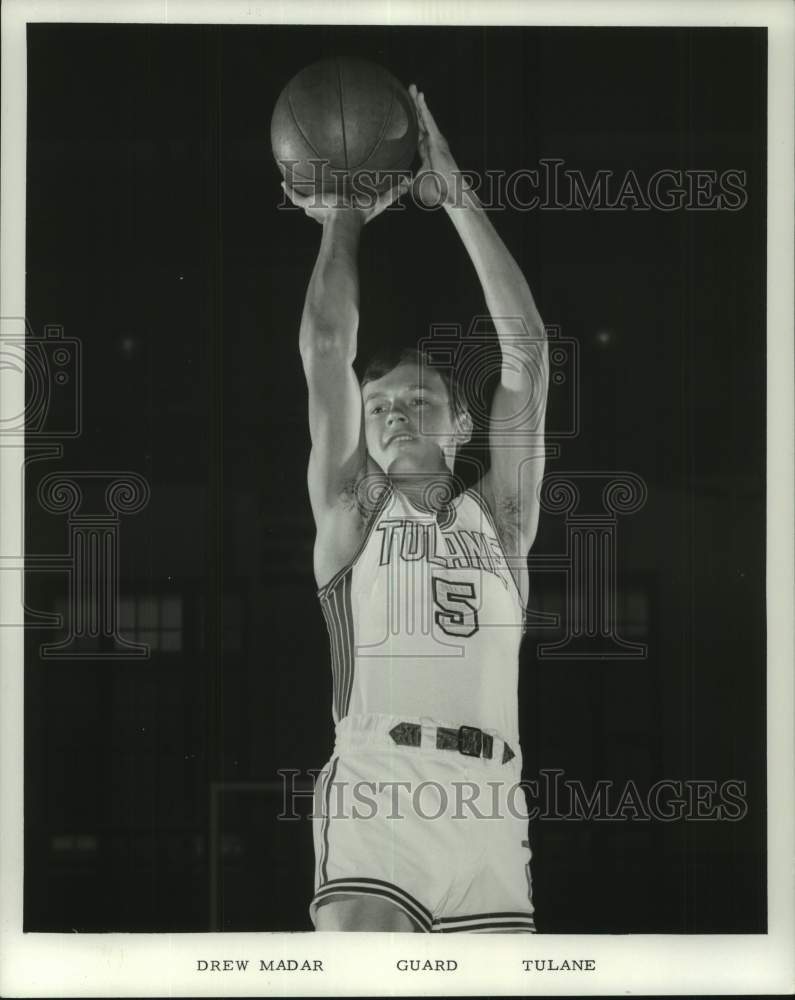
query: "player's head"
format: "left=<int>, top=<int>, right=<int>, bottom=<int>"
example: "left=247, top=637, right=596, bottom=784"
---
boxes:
left=360, top=347, right=473, bottom=476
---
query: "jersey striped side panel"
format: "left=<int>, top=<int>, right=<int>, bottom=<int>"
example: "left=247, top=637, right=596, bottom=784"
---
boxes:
left=319, top=568, right=355, bottom=724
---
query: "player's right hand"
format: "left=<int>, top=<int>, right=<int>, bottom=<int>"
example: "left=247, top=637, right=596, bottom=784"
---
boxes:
left=281, top=176, right=409, bottom=225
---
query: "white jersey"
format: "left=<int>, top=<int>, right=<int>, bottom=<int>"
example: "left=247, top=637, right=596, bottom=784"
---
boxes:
left=318, top=484, right=525, bottom=744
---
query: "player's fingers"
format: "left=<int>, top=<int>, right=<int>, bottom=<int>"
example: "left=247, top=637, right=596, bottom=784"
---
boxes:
left=417, top=128, right=430, bottom=157
left=394, top=176, right=411, bottom=200
left=410, top=86, right=428, bottom=130
left=417, top=91, right=442, bottom=138
left=413, top=170, right=442, bottom=208
left=281, top=180, right=310, bottom=207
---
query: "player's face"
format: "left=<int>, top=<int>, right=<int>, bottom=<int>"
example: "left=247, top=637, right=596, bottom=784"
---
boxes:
left=362, top=364, right=463, bottom=475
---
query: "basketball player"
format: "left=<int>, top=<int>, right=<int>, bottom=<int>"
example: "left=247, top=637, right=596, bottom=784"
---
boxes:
left=283, top=86, right=548, bottom=932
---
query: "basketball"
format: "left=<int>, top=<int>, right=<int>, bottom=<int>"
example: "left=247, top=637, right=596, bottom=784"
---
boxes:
left=271, top=57, right=417, bottom=198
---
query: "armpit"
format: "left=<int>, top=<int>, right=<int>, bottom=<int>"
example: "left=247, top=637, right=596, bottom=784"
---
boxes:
left=339, top=476, right=362, bottom=513
left=341, top=467, right=390, bottom=519
left=496, top=491, right=521, bottom=528
left=497, top=490, right=521, bottom=517
left=492, top=492, right=527, bottom=556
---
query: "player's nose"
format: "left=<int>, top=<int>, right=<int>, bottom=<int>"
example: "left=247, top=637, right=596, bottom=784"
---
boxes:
left=385, top=407, right=408, bottom=426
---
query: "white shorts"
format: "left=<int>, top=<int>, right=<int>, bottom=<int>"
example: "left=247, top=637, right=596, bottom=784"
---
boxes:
left=310, top=714, right=536, bottom=933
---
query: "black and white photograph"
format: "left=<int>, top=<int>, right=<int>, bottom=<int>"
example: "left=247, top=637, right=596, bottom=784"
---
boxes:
left=1, top=0, right=793, bottom=996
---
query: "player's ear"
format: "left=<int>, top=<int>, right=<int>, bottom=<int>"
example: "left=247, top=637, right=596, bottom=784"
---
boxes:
left=456, top=409, right=473, bottom=446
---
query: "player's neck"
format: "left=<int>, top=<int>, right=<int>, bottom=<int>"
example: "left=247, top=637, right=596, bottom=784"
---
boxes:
left=389, top=469, right=458, bottom=511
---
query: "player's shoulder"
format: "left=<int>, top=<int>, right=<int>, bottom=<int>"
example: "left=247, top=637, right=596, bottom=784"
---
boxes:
left=313, top=457, right=391, bottom=591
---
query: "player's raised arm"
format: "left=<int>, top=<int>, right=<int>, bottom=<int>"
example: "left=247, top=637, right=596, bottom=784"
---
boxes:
left=409, top=86, right=549, bottom=577
left=285, top=181, right=407, bottom=584
left=295, top=202, right=366, bottom=516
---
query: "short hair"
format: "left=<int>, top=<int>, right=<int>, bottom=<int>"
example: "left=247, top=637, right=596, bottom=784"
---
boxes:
left=360, top=347, right=467, bottom=417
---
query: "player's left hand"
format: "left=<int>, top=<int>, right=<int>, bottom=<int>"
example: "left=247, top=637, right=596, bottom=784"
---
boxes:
left=408, top=85, right=471, bottom=207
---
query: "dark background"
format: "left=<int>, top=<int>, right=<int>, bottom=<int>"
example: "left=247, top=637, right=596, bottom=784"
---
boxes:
left=24, top=24, right=766, bottom=932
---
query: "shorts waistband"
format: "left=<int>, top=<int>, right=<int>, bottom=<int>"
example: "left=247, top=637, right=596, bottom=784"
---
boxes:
left=334, top=714, right=521, bottom=767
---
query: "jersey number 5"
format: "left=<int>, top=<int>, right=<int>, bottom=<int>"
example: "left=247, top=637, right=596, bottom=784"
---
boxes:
left=432, top=577, right=480, bottom=638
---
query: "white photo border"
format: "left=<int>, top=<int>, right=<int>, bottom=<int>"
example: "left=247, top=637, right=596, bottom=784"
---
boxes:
left=1, top=0, right=792, bottom=996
